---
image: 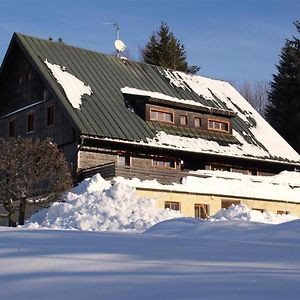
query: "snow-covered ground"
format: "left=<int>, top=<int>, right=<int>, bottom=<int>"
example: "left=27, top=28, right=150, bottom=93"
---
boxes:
left=1, top=173, right=300, bottom=299
left=1, top=218, right=300, bottom=300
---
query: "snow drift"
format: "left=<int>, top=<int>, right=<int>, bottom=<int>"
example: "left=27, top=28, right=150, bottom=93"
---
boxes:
left=27, top=174, right=182, bottom=231
left=209, top=203, right=298, bottom=224
left=26, top=173, right=298, bottom=232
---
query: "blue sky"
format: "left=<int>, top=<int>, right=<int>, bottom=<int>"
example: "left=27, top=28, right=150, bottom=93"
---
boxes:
left=0, top=0, right=299, bottom=85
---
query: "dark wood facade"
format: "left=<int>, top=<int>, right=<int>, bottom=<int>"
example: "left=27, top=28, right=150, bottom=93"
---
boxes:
left=0, top=41, right=79, bottom=174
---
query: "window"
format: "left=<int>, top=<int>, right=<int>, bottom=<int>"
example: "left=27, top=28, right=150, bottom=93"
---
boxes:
left=194, top=117, right=201, bottom=127
left=150, top=109, right=174, bottom=124
left=277, top=210, right=289, bottom=215
left=208, top=119, right=229, bottom=133
left=118, top=153, right=130, bottom=166
left=180, top=115, right=188, bottom=125
left=221, top=200, right=240, bottom=209
left=27, top=112, right=35, bottom=133
left=195, top=204, right=209, bottom=219
left=165, top=201, right=180, bottom=211
left=152, top=157, right=176, bottom=168
left=252, top=208, right=264, bottom=213
left=9, top=119, right=16, bottom=137
left=43, top=89, right=50, bottom=101
left=209, top=164, right=231, bottom=172
left=47, top=105, right=55, bottom=127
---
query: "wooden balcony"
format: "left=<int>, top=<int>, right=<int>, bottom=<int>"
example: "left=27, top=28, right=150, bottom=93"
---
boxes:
left=78, top=161, right=184, bottom=184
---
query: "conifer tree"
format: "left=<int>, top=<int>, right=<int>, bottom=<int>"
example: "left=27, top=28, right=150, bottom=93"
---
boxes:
left=266, top=21, right=300, bottom=153
left=141, top=22, right=200, bottom=74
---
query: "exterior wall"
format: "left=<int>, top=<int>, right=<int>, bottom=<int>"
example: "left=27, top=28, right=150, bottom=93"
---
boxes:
left=78, top=149, right=179, bottom=171
left=0, top=42, right=46, bottom=117
left=136, top=188, right=300, bottom=218
left=78, top=150, right=117, bottom=170
left=0, top=42, right=78, bottom=168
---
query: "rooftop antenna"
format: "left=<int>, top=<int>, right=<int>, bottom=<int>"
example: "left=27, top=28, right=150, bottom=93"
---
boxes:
left=103, top=22, right=126, bottom=57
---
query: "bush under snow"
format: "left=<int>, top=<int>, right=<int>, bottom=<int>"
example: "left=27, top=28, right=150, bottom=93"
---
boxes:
left=27, top=174, right=182, bottom=231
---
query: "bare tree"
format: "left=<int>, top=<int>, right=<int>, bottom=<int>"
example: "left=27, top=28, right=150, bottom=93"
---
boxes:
left=0, top=138, right=72, bottom=226
left=238, top=81, right=270, bottom=117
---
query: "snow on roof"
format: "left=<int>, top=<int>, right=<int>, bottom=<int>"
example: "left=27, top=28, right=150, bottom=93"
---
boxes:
left=160, top=70, right=300, bottom=162
left=44, top=59, right=92, bottom=109
left=115, top=170, right=300, bottom=204
left=121, top=86, right=208, bottom=109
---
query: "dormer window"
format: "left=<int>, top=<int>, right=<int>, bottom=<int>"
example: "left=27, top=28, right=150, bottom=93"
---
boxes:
left=180, top=115, right=188, bottom=125
left=208, top=119, right=229, bottom=133
left=194, top=117, right=201, bottom=127
left=150, top=108, right=174, bottom=124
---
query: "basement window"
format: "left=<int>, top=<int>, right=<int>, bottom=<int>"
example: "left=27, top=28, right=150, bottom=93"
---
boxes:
left=165, top=201, right=180, bottom=211
left=152, top=157, right=176, bottom=168
left=27, top=112, right=35, bottom=133
left=221, top=200, right=241, bottom=209
left=208, top=119, right=229, bottom=133
left=194, top=204, right=209, bottom=219
left=150, top=108, right=174, bottom=124
left=277, top=210, right=289, bottom=215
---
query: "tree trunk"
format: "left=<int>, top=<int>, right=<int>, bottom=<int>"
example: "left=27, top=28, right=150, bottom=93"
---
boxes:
left=8, top=210, right=17, bottom=227
left=18, top=197, right=26, bottom=225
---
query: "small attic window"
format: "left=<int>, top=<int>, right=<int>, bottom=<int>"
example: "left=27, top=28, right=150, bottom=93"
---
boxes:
left=180, top=115, right=188, bottom=125
left=150, top=108, right=174, bottom=124
left=194, top=117, right=201, bottom=127
left=208, top=119, right=229, bottom=133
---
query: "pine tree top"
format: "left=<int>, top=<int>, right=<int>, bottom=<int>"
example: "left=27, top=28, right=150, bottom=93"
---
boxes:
left=141, top=22, right=200, bottom=74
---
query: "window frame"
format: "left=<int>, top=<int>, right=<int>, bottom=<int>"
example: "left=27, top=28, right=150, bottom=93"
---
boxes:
left=165, top=201, right=180, bottom=211
left=194, top=204, right=209, bottom=219
left=46, top=104, right=55, bottom=127
left=118, top=152, right=131, bottom=166
left=149, top=108, right=174, bottom=124
left=8, top=119, right=16, bottom=137
left=27, top=111, right=35, bottom=133
left=194, top=117, right=201, bottom=128
left=180, top=114, right=188, bottom=126
left=152, top=157, right=176, bottom=169
left=207, top=118, right=230, bottom=133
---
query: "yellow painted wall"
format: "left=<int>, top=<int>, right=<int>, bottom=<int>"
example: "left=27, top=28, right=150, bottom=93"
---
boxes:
left=136, top=188, right=300, bottom=218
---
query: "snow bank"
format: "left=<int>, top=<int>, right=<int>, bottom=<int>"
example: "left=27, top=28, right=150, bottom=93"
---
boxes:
left=209, top=204, right=298, bottom=224
left=27, top=174, right=182, bottom=231
left=44, top=59, right=92, bottom=109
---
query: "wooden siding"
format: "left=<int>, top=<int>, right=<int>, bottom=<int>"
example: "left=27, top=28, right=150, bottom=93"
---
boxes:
left=78, top=150, right=181, bottom=184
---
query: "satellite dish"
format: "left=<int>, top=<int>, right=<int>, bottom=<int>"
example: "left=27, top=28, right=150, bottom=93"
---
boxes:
left=114, top=39, right=126, bottom=52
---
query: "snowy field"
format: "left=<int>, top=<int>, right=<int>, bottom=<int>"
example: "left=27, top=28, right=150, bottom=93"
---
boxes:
left=1, top=173, right=300, bottom=299
left=1, top=219, right=300, bottom=300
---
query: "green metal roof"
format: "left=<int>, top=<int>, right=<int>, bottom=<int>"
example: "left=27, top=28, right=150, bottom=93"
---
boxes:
left=7, top=32, right=300, bottom=165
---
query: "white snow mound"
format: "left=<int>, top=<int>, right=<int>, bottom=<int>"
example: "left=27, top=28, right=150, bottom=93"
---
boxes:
left=27, top=174, right=182, bottom=231
left=209, top=204, right=298, bottom=224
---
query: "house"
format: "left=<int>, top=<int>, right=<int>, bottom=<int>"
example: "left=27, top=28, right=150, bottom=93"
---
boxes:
left=1, top=33, right=300, bottom=218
